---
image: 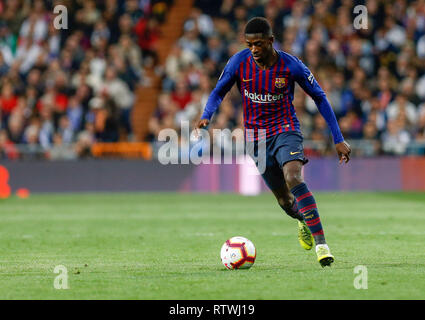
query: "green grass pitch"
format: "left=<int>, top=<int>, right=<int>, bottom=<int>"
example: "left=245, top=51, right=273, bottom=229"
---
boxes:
left=0, top=191, right=424, bottom=299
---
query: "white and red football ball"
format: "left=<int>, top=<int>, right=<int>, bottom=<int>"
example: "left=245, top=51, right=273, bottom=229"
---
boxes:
left=220, top=236, right=256, bottom=270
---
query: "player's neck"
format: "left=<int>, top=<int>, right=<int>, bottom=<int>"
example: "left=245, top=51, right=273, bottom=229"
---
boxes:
left=255, top=49, right=278, bottom=70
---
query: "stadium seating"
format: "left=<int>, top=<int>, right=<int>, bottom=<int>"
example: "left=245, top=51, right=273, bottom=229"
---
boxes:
left=147, top=0, right=425, bottom=158
left=1, top=0, right=425, bottom=159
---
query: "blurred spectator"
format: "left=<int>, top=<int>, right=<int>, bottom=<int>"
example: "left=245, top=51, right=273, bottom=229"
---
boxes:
left=386, top=94, right=418, bottom=130
left=147, top=0, right=425, bottom=157
left=75, top=0, right=101, bottom=33
left=293, top=90, right=313, bottom=137
left=134, top=16, right=160, bottom=66
left=22, top=122, right=43, bottom=159
left=175, top=89, right=204, bottom=128
left=116, top=34, right=144, bottom=83
left=204, top=34, right=226, bottom=64
left=184, top=8, right=214, bottom=39
left=363, top=121, right=379, bottom=141
left=0, top=0, right=175, bottom=159
left=97, top=67, right=134, bottom=134
left=416, top=103, right=425, bottom=142
left=171, top=78, right=192, bottom=110
left=125, top=0, right=145, bottom=25
left=0, top=129, right=19, bottom=159
left=91, top=19, right=110, bottom=48
left=49, top=133, right=78, bottom=160
left=0, top=81, right=18, bottom=126
left=381, top=118, right=411, bottom=155
left=178, top=24, right=204, bottom=59
left=75, top=124, right=95, bottom=158
left=7, top=112, right=25, bottom=144
left=163, top=44, right=200, bottom=90
left=89, top=96, right=120, bottom=142
left=0, top=23, right=14, bottom=66
left=4, top=0, right=425, bottom=159
left=147, top=92, right=178, bottom=141
left=67, top=96, right=84, bottom=133
left=39, top=104, right=55, bottom=149
left=57, top=114, right=74, bottom=145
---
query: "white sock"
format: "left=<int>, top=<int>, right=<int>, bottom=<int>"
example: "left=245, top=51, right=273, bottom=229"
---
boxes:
left=315, top=243, right=329, bottom=252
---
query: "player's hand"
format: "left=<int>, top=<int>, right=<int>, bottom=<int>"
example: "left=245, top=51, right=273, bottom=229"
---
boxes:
left=335, top=141, right=351, bottom=164
left=194, top=119, right=209, bottom=139
left=197, top=119, right=209, bottom=129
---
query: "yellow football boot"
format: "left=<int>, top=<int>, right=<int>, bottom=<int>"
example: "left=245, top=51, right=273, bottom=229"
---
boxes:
left=297, top=220, right=314, bottom=250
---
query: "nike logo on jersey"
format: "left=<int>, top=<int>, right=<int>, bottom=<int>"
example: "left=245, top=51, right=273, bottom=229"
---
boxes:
left=242, top=78, right=253, bottom=82
left=290, top=151, right=301, bottom=155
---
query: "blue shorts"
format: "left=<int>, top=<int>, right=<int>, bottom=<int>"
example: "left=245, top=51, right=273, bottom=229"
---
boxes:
left=248, top=131, right=308, bottom=191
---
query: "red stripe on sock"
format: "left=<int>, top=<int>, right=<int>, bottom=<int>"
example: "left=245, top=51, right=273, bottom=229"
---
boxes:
left=312, top=230, right=324, bottom=236
left=300, top=203, right=317, bottom=213
left=306, top=217, right=321, bottom=226
left=296, top=192, right=313, bottom=202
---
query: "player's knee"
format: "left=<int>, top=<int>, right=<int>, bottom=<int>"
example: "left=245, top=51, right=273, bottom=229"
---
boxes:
left=284, top=171, right=303, bottom=189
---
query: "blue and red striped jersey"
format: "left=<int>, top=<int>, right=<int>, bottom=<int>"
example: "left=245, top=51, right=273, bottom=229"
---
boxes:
left=201, top=48, right=344, bottom=144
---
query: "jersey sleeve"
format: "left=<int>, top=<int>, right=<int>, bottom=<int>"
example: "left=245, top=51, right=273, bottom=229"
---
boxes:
left=200, top=56, right=239, bottom=121
left=291, top=57, right=344, bottom=144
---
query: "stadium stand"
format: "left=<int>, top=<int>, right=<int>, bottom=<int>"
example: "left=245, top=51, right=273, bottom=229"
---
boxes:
left=147, top=0, right=425, bottom=158
left=0, top=0, right=174, bottom=160
left=1, top=0, right=425, bottom=160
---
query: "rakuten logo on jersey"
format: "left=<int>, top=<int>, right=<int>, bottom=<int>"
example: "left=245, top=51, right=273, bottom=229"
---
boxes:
left=244, top=90, right=284, bottom=104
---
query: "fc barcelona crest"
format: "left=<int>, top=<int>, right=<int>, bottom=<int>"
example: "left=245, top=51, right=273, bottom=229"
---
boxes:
left=275, top=78, right=286, bottom=89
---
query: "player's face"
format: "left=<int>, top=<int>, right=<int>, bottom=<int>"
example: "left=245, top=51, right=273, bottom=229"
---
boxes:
left=245, top=34, right=273, bottom=62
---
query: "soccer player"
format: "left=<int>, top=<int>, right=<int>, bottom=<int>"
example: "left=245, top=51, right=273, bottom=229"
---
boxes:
left=197, top=17, right=351, bottom=267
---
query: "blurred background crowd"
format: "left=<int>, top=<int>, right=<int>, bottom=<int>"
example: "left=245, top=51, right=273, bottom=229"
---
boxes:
left=1, top=0, right=425, bottom=160
left=148, top=0, right=425, bottom=158
left=0, top=0, right=170, bottom=159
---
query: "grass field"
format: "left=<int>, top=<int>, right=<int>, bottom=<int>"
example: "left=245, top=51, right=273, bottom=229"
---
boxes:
left=0, top=191, right=424, bottom=300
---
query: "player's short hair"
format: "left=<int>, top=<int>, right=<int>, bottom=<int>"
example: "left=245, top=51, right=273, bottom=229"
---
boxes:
left=244, top=17, right=273, bottom=37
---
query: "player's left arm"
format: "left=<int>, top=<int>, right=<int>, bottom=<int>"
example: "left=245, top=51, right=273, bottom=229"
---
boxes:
left=292, top=57, right=351, bottom=163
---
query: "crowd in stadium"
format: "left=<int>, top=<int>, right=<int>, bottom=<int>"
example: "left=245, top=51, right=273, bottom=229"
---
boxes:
left=149, top=0, right=425, bottom=157
left=1, top=0, right=425, bottom=159
left=0, top=0, right=170, bottom=159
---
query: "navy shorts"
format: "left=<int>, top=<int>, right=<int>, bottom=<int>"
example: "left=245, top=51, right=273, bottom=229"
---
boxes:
left=248, top=131, right=308, bottom=191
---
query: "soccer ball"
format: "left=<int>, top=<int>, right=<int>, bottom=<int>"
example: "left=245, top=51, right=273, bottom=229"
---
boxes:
left=220, top=236, right=256, bottom=270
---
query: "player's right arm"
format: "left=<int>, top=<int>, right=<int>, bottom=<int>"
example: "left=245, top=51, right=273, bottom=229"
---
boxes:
left=196, top=56, right=239, bottom=129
